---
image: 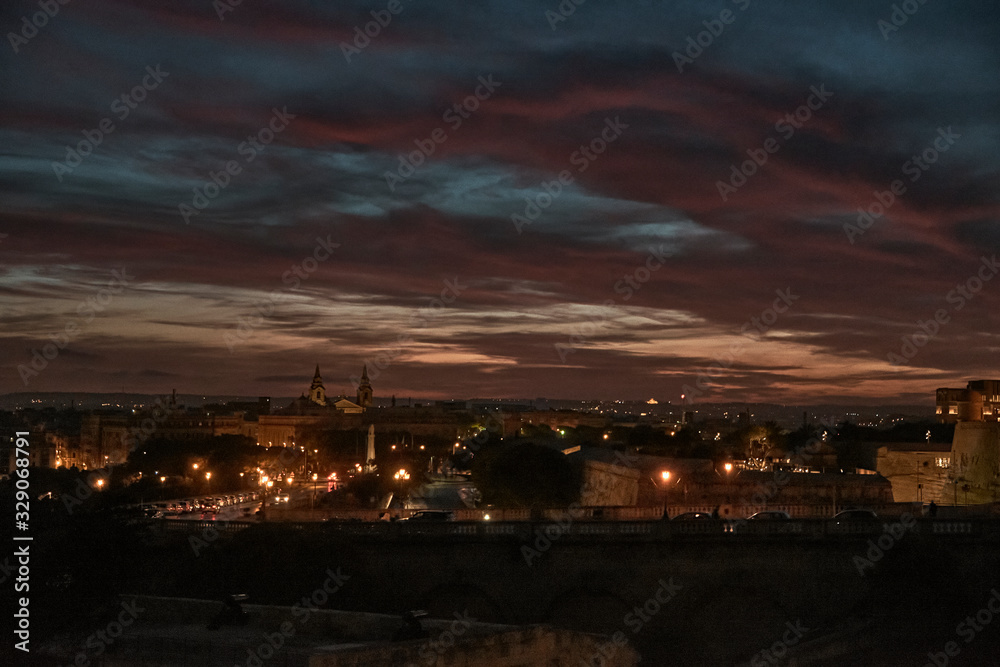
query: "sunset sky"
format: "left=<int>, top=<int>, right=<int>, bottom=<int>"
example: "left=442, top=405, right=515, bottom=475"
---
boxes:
left=1, top=0, right=998, bottom=403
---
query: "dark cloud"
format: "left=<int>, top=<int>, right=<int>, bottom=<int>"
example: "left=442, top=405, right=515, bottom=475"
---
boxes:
left=1, top=0, right=998, bottom=401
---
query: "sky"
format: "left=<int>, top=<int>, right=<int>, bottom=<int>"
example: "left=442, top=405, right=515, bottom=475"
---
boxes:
left=1, top=0, right=999, bottom=404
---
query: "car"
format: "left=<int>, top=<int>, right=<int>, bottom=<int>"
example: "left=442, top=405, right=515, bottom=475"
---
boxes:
left=832, top=509, right=879, bottom=529
left=405, top=510, right=454, bottom=522
left=671, top=512, right=715, bottom=521
left=748, top=510, right=791, bottom=520
left=833, top=508, right=878, bottom=521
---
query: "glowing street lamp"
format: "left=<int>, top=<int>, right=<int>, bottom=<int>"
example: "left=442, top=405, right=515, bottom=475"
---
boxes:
left=159, top=476, right=166, bottom=483
left=660, top=470, right=671, bottom=482
left=724, top=463, right=733, bottom=473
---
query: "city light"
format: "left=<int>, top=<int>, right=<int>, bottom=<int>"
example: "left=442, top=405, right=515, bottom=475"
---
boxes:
left=724, top=463, right=733, bottom=473
left=661, top=471, right=671, bottom=482
left=159, top=476, right=166, bottom=483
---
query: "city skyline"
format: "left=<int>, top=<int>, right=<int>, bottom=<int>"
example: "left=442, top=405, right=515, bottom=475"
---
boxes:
left=2, top=1, right=999, bottom=403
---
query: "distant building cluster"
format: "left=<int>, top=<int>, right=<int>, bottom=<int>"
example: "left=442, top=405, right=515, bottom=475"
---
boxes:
left=4, top=365, right=376, bottom=471
left=936, top=379, right=1000, bottom=423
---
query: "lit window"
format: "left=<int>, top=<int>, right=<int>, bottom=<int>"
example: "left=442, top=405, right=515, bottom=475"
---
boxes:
left=949, top=406, right=958, bottom=415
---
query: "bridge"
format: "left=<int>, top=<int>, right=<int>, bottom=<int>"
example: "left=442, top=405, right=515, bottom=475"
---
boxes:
left=150, top=516, right=1000, bottom=664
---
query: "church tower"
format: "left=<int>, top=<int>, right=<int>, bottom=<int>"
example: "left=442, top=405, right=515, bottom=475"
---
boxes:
left=309, top=364, right=327, bottom=406
left=356, top=365, right=373, bottom=408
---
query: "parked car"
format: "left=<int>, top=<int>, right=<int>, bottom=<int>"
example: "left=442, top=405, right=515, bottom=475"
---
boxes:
left=748, top=510, right=791, bottom=520
left=405, top=510, right=454, bottom=522
left=833, top=509, right=879, bottom=527
left=671, top=512, right=715, bottom=521
left=833, top=508, right=878, bottom=521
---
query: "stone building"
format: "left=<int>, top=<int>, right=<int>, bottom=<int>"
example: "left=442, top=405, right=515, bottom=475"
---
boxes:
left=875, top=441, right=952, bottom=502
left=936, top=379, right=1000, bottom=423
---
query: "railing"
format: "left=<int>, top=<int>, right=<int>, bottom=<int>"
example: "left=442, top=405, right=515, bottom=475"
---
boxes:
left=152, top=516, right=999, bottom=541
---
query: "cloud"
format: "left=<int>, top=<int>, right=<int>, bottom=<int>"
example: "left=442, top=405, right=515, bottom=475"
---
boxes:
left=1, top=0, right=998, bottom=402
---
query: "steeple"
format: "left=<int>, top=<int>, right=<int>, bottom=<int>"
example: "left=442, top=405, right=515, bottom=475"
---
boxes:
left=309, top=364, right=327, bottom=406
left=357, top=364, right=373, bottom=409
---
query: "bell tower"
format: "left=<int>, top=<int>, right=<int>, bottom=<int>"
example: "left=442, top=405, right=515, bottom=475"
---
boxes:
left=309, top=365, right=327, bottom=406
left=357, top=365, right=373, bottom=408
